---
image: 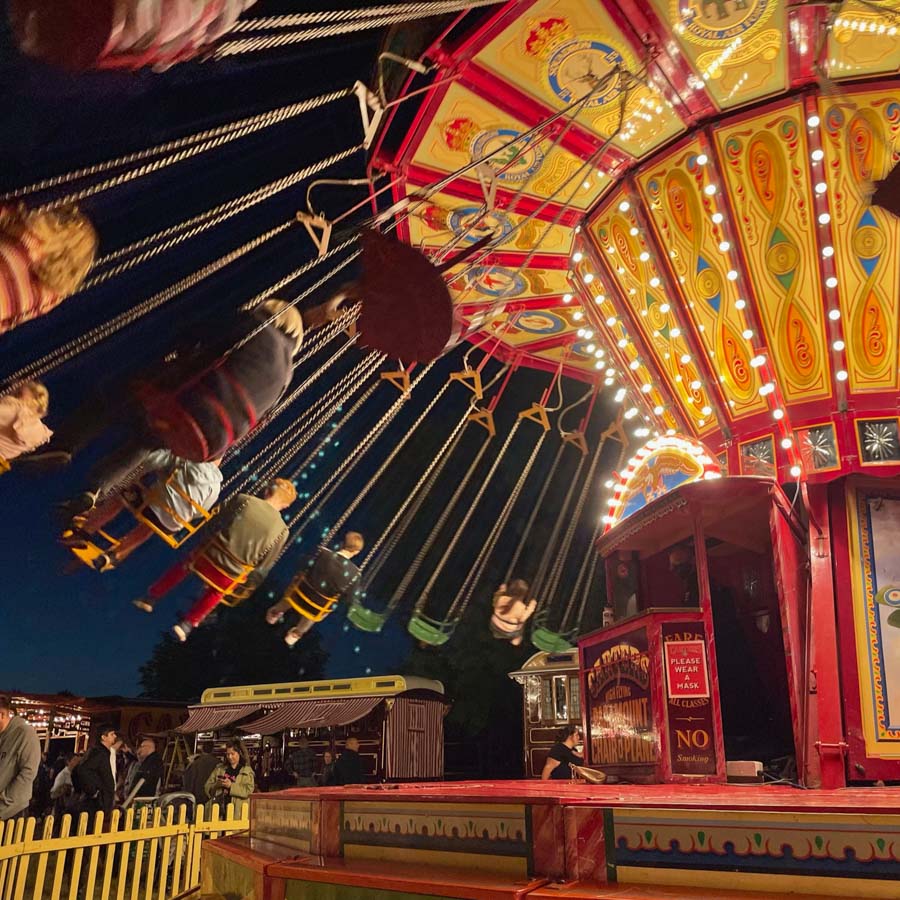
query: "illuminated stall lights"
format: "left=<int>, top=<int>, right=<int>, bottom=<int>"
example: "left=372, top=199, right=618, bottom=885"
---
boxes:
left=629, top=360, right=640, bottom=370
left=641, top=383, right=653, bottom=393
left=828, top=309, right=841, bottom=321
left=614, top=388, right=627, bottom=403
left=811, top=148, right=824, bottom=162
left=712, top=212, right=724, bottom=224
left=790, top=464, right=803, bottom=478
left=624, top=407, right=639, bottom=419
left=563, top=293, right=573, bottom=303
left=773, top=408, right=785, bottom=420
left=750, top=354, right=766, bottom=368
left=836, top=370, right=849, bottom=382
left=807, top=113, right=820, bottom=128
left=833, top=339, right=845, bottom=351
left=818, top=212, right=831, bottom=225
left=572, top=251, right=583, bottom=263
left=826, top=276, right=838, bottom=288
left=619, top=200, right=630, bottom=212
left=583, top=272, right=594, bottom=284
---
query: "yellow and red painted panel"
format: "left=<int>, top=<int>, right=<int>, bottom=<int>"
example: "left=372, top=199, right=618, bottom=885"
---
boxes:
left=634, top=141, right=766, bottom=419
left=409, top=82, right=611, bottom=212
left=473, top=0, right=684, bottom=158
left=714, top=101, right=832, bottom=405
left=826, top=3, right=900, bottom=80
left=817, top=88, right=900, bottom=397
left=646, top=0, right=787, bottom=110
left=588, top=201, right=719, bottom=435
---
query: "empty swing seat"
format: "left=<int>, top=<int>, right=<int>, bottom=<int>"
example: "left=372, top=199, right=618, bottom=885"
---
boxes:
left=531, top=624, right=576, bottom=653
left=346, top=598, right=391, bottom=633
left=407, top=609, right=457, bottom=646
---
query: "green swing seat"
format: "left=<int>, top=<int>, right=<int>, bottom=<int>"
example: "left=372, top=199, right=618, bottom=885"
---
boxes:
left=530, top=610, right=577, bottom=652
left=345, top=598, right=392, bottom=633
left=407, top=609, right=458, bottom=646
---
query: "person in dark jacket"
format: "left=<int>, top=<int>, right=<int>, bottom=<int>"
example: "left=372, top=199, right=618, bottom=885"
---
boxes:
left=76, top=724, right=119, bottom=815
left=133, top=478, right=297, bottom=641
left=124, top=737, right=165, bottom=800
left=181, top=751, right=219, bottom=806
left=331, top=738, right=364, bottom=786
left=265, top=532, right=364, bottom=646
left=26, top=297, right=338, bottom=512
left=541, top=725, right=584, bottom=781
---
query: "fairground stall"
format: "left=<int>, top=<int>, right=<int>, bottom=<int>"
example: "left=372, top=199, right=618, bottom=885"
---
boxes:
left=509, top=649, right=582, bottom=778
left=195, top=1, right=900, bottom=897
left=177, top=674, right=447, bottom=786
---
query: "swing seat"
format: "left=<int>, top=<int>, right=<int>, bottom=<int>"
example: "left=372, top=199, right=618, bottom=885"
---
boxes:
left=0, top=455, right=9, bottom=475
left=346, top=599, right=390, bottom=633
left=490, top=619, right=525, bottom=642
left=189, top=541, right=253, bottom=606
left=530, top=625, right=576, bottom=653
left=282, top=575, right=339, bottom=623
left=123, top=475, right=215, bottom=549
left=61, top=525, right=118, bottom=572
left=407, top=610, right=457, bottom=646
left=356, top=229, right=460, bottom=363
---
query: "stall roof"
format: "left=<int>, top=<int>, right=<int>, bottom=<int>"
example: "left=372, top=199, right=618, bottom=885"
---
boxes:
left=198, top=675, right=444, bottom=706
left=176, top=704, right=264, bottom=734
left=508, top=650, right=579, bottom=681
left=238, top=697, right=385, bottom=736
left=596, top=476, right=782, bottom=558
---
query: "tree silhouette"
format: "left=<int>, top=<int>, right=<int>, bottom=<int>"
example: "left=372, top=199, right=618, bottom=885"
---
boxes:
left=139, top=592, right=327, bottom=701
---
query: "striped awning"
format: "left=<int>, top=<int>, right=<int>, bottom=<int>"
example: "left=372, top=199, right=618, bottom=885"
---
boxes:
left=176, top=703, right=264, bottom=733
left=239, top=697, right=383, bottom=735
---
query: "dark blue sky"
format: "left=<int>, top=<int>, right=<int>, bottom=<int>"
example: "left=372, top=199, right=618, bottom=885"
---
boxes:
left=0, top=7, right=611, bottom=698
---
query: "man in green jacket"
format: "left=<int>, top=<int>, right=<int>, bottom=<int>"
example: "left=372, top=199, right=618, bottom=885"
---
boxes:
left=0, top=694, right=41, bottom=821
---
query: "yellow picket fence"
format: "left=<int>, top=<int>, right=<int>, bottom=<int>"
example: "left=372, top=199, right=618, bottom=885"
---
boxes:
left=0, top=802, right=248, bottom=900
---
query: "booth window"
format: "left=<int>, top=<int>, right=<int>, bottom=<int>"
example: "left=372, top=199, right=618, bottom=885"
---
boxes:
left=526, top=677, right=541, bottom=723
left=568, top=676, right=581, bottom=719
left=553, top=675, right=568, bottom=722
left=541, top=678, right=554, bottom=721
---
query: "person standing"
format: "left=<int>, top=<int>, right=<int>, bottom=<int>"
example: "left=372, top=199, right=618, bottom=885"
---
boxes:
left=287, top=736, right=315, bottom=787
left=124, top=737, right=165, bottom=800
left=317, top=750, right=335, bottom=787
left=541, top=725, right=584, bottom=781
left=0, top=694, right=41, bottom=821
left=77, top=724, right=119, bottom=815
left=50, top=753, right=80, bottom=817
left=331, top=737, right=364, bottom=786
left=204, top=740, right=255, bottom=816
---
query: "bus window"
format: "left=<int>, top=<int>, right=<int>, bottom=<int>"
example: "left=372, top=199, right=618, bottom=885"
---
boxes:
left=553, top=675, right=568, bottom=722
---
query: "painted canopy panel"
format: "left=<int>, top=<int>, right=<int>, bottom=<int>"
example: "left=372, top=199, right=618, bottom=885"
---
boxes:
left=449, top=265, right=572, bottom=307
left=410, top=82, right=611, bottom=211
left=475, top=0, right=685, bottom=158
left=827, top=4, right=900, bottom=79
left=713, top=101, right=832, bottom=406
left=648, top=0, right=787, bottom=110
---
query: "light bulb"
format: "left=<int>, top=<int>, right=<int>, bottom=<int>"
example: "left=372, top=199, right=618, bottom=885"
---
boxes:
left=825, top=276, right=838, bottom=288
left=573, top=251, right=583, bottom=263
left=719, top=240, right=730, bottom=252
left=750, top=355, right=766, bottom=368
left=832, top=339, right=845, bottom=351
left=563, top=293, right=573, bottom=303
left=822, top=246, right=834, bottom=258
left=624, top=407, right=639, bottom=419
left=815, top=182, right=827, bottom=194
left=773, top=408, right=784, bottom=420
left=619, top=200, right=630, bottom=212
left=697, top=153, right=708, bottom=165
left=818, top=212, right=830, bottom=225
left=712, top=212, right=724, bottom=224
left=690, top=379, right=702, bottom=390
left=735, top=298, right=746, bottom=310
left=584, top=272, right=594, bottom=283
left=811, top=149, right=824, bottom=162
left=790, top=465, right=802, bottom=478
left=836, top=369, right=848, bottom=381
left=828, top=309, right=841, bottom=321
left=807, top=114, right=820, bottom=127
left=704, top=184, right=717, bottom=196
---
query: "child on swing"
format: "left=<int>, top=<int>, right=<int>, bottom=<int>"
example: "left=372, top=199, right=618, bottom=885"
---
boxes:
left=490, top=579, right=537, bottom=646
left=62, top=451, right=224, bottom=570
left=0, top=380, right=52, bottom=464
left=265, top=531, right=364, bottom=647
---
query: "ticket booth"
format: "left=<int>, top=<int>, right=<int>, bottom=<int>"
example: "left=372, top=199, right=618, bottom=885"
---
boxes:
left=580, top=436, right=805, bottom=784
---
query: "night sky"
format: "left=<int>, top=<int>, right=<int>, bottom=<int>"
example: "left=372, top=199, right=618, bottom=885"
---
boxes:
left=0, top=4, right=612, bottom=699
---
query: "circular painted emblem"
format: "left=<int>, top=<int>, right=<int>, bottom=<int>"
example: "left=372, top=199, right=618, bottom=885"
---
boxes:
left=547, top=39, right=624, bottom=107
left=571, top=340, right=598, bottom=358
left=448, top=207, right=513, bottom=244
left=513, top=311, right=565, bottom=335
left=876, top=585, right=900, bottom=609
left=678, top=0, right=770, bottom=45
left=464, top=266, right=527, bottom=299
left=471, top=129, right=544, bottom=183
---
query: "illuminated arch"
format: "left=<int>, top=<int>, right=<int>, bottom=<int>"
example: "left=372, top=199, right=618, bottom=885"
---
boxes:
left=602, top=435, right=721, bottom=533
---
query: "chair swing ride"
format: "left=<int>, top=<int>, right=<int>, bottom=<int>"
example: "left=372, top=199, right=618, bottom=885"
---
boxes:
left=4, top=2, right=900, bottom=897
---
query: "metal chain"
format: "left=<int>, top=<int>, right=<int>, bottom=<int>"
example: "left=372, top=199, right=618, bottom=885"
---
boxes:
left=544, top=434, right=608, bottom=622
left=564, top=519, right=605, bottom=633
left=84, top=145, right=362, bottom=289
left=502, top=441, right=566, bottom=585
left=287, top=360, right=437, bottom=529
left=449, top=429, right=547, bottom=621
left=324, top=375, right=454, bottom=542
left=232, top=1, right=503, bottom=31
left=360, top=406, right=469, bottom=585
left=224, top=337, right=372, bottom=494
left=0, top=219, right=293, bottom=392
left=418, top=418, right=521, bottom=607
left=1, top=89, right=352, bottom=204
left=215, top=1, right=503, bottom=55
left=245, top=352, right=384, bottom=491
left=391, top=431, right=493, bottom=608
left=531, top=453, right=588, bottom=609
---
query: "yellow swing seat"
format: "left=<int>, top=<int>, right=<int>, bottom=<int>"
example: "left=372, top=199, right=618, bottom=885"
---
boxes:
left=0, top=455, right=9, bottom=475
left=61, top=520, right=120, bottom=572
left=189, top=538, right=255, bottom=607
left=282, top=574, right=339, bottom=623
left=123, top=472, right=216, bottom=549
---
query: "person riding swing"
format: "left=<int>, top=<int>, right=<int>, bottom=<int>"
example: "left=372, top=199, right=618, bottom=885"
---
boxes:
left=490, top=579, right=537, bottom=647
left=133, top=478, right=297, bottom=641
left=266, top=531, right=364, bottom=647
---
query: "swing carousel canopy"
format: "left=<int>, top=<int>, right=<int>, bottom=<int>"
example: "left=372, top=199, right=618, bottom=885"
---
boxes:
left=374, top=0, right=900, bottom=485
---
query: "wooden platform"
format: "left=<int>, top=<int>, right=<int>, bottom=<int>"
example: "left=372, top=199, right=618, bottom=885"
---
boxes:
left=201, top=780, right=900, bottom=899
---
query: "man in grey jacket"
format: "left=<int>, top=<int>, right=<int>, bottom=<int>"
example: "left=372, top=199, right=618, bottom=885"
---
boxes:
left=0, top=694, right=41, bottom=820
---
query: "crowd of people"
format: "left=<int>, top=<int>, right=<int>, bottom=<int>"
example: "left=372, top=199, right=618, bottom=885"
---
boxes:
left=0, top=693, right=370, bottom=827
